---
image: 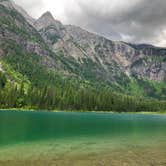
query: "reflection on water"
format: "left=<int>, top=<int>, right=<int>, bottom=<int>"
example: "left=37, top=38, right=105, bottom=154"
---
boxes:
left=0, top=110, right=166, bottom=166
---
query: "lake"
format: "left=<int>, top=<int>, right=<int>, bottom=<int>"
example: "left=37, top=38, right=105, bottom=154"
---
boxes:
left=0, top=110, right=166, bottom=166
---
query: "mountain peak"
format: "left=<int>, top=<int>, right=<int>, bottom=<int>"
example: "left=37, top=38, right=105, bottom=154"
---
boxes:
left=34, top=11, right=62, bottom=30
left=41, top=11, right=54, bottom=20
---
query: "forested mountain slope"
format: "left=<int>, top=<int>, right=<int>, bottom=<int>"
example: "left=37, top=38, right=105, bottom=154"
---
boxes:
left=0, top=0, right=166, bottom=108
left=0, top=0, right=76, bottom=88
left=35, top=11, right=166, bottom=99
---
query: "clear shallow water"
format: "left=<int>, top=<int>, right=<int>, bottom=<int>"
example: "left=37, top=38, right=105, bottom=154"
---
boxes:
left=0, top=110, right=166, bottom=166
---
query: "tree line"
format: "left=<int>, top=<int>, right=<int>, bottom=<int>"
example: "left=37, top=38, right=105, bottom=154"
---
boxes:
left=0, top=72, right=166, bottom=112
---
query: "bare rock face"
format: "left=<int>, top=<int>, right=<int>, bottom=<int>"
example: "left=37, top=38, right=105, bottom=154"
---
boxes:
left=35, top=13, right=166, bottom=82
left=131, top=54, right=166, bottom=81
left=34, top=11, right=68, bottom=49
left=34, top=12, right=63, bottom=31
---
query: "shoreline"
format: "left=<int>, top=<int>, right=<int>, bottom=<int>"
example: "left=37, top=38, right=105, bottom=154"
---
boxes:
left=0, top=108, right=165, bottom=115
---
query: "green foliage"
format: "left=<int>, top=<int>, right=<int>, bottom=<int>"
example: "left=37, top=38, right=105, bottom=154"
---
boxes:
left=0, top=71, right=7, bottom=88
left=0, top=80, right=165, bottom=112
left=46, top=33, right=60, bottom=44
left=137, top=79, right=166, bottom=99
left=0, top=40, right=165, bottom=111
left=125, top=78, right=145, bottom=96
left=1, top=61, right=30, bottom=88
left=2, top=41, right=59, bottom=87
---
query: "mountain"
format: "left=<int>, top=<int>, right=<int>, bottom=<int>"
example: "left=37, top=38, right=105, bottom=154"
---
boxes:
left=0, top=0, right=35, bottom=24
left=34, top=11, right=166, bottom=98
left=35, top=12, right=166, bottom=81
left=0, top=0, right=72, bottom=87
left=0, top=0, right=166, bottom=99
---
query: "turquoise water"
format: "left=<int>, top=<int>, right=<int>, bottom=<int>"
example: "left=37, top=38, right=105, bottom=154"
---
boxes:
left=0, top=110, right=166, bottom=165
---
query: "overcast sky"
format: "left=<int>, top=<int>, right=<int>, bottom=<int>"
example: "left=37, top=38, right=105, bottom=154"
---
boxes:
left=13, top=0, right=166, bottom=47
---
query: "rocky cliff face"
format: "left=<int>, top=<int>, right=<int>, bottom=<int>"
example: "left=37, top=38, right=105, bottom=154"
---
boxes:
left=34, top=12, right=166, bottom=82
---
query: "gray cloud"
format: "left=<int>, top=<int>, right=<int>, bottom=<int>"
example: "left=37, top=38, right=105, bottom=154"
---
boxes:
left=13, top=0, right=166, bottom=46
left=14, top=0, right=45, bottom=18
left=64, top=0, right=166, bottom=46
